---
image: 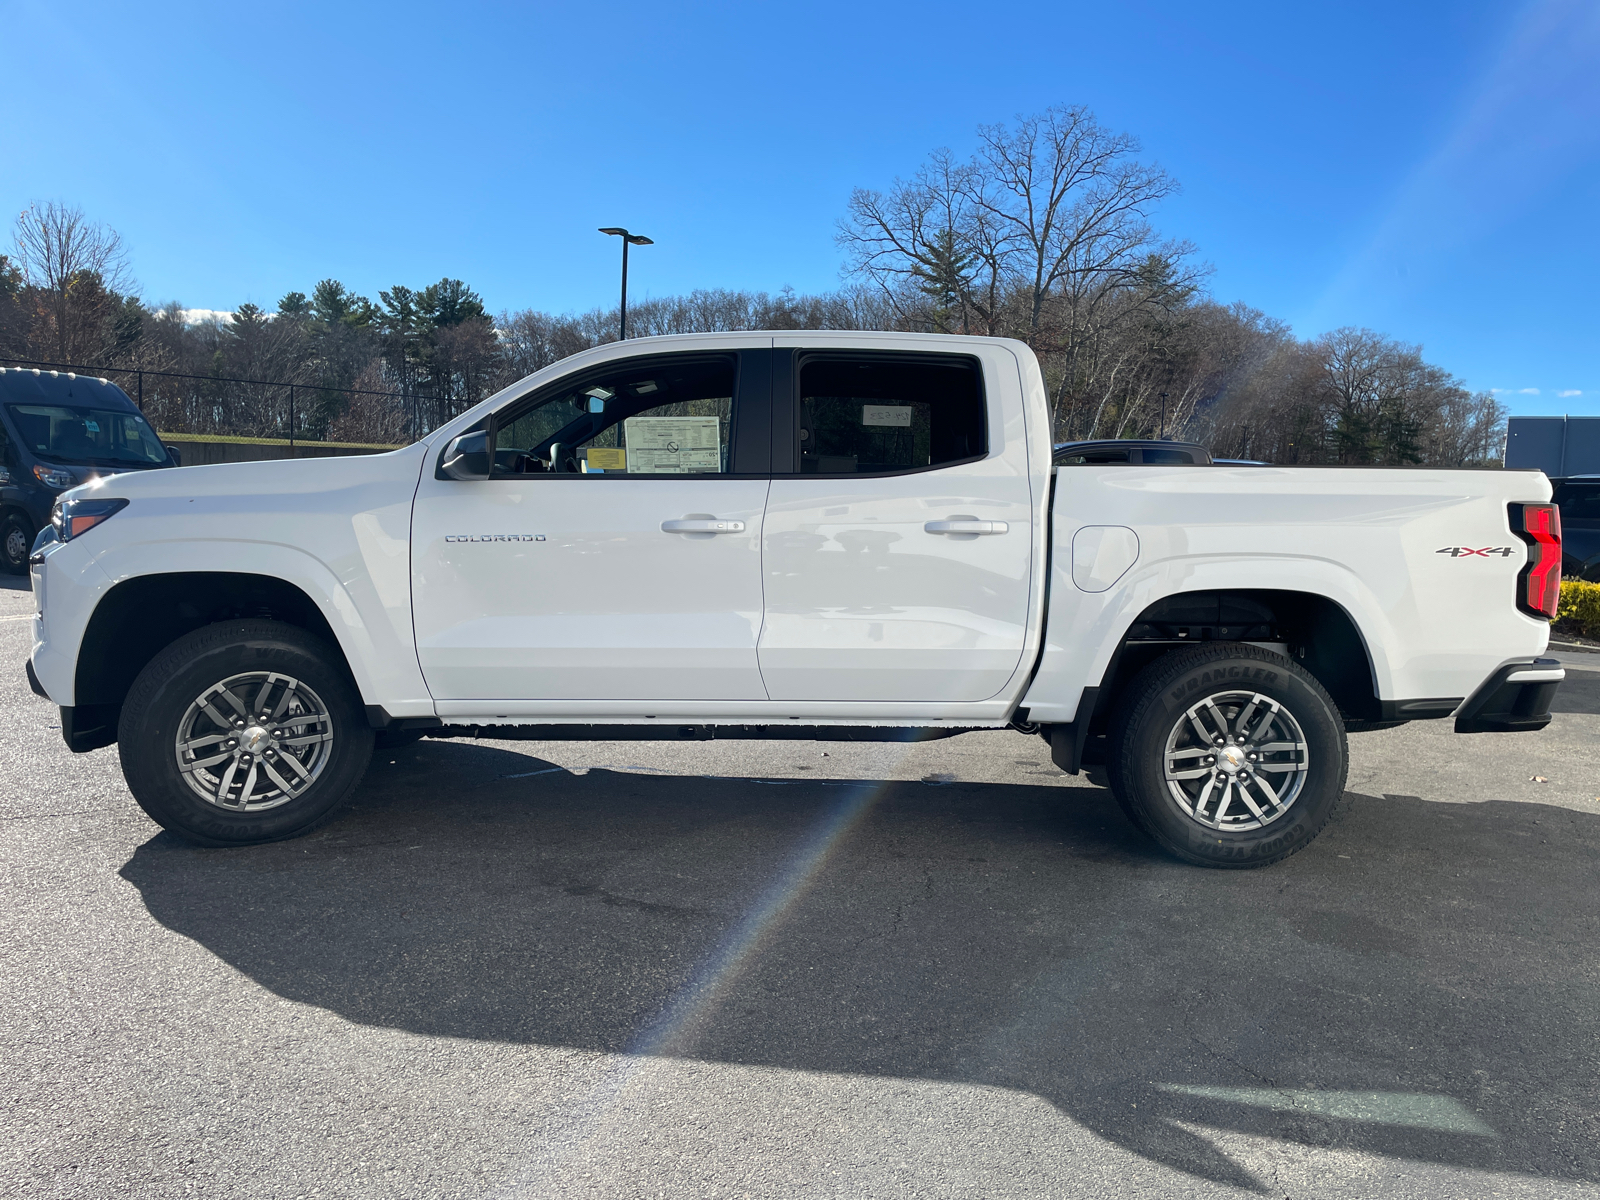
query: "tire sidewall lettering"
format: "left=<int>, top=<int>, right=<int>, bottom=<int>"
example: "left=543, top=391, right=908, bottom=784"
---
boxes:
left=1117, top=643, right=1347, bottom=867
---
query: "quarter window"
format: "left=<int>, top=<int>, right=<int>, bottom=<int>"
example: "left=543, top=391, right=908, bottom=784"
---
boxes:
left=794, top=355, right=985, bottom=475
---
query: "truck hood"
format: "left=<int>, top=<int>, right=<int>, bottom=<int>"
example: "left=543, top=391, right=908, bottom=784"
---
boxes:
left=65, top=443, right=431, bottom=505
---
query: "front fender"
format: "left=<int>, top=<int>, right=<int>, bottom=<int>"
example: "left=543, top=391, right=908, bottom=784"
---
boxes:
left=87, top=538, right=431, bottom=715
left=36, top=446, right=434, bottom=715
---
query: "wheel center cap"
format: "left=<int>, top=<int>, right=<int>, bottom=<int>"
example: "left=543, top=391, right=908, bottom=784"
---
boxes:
left=1219, top=744, right=1246, bottom=774
left=242, top=725, right=272, bottom=753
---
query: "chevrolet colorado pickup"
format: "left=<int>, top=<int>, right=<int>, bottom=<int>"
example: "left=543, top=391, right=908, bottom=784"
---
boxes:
left=26, top=332, right=1567, bottom=867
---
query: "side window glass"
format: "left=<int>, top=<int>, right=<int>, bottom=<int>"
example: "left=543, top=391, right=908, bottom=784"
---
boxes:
left=1058, top=448, right=1131, bottom=465
left=493, top=356, right=736, bottom=476
left=796, top=355, right=985, bottom=475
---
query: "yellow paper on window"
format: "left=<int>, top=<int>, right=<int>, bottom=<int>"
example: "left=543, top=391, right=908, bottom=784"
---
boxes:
left=586, top=447, right=626, bottom=470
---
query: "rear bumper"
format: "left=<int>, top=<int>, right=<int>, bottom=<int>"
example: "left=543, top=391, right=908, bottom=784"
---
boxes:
left=1454, top=658, right=1564, bottom=734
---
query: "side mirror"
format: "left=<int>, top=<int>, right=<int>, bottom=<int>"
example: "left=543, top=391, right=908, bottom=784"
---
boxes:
left=164, top=444, right=183, bottom=467
left=439, top=431, right=491, bottom=481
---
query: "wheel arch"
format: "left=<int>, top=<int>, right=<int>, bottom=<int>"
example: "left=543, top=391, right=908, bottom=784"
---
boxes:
left=1095, top=588, right=1382, bottom=725
left=1038, top=587, right=1384, bottom=774
left=73, top=572, right=359, bottom=718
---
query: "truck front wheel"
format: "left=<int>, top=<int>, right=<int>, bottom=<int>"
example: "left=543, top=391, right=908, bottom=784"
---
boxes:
left=2, top=512, right=33, bottom=574
left=1107, top=642, right=1348, bottom=868
left=118, top=620, right=374, bottom=846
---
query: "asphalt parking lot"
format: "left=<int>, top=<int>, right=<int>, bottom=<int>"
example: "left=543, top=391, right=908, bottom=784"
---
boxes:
left=3, top=574, right=1598, bottom=1200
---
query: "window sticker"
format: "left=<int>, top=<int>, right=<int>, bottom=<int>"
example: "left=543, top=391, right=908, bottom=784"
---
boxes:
left=586, top=447, right=626, bottom=470
left=624, top=416, right=721, bottom=474
left=862, top=405, right=912, bottom=427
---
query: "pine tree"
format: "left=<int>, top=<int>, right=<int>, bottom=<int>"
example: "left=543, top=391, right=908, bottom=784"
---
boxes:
left=911, top=229, right=973, bottom=333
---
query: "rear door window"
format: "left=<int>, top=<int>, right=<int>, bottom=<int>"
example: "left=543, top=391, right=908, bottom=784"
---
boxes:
left=790, top=355, right=985, bottom=476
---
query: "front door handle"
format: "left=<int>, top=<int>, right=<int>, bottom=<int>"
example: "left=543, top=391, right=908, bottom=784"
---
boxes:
left=925, top=520, right=1008, bottom=535
left=662, top=518, right=746, bottom=534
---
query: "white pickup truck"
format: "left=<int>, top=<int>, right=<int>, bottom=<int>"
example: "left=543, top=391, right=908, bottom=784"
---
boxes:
left=26, top=332, right=1567, bottom=867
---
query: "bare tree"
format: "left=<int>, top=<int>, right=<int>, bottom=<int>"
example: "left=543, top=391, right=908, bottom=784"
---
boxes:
left=12, top=201, right=133, bottom=362
left=839, top=106, right=1205, bottom=438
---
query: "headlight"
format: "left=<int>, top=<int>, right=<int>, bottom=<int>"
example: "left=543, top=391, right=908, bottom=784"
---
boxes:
left=51, top=497, right=128, bottom=542
left=34, top=464, right=77, bottom=489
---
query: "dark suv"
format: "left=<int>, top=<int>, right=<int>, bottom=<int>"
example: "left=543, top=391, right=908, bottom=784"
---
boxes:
left=0, top=367, right=177, bottom=573
left=1552, top=476, right=1600, bottom=582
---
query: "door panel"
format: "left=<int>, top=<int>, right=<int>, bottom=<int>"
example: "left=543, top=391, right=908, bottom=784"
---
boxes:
left=759, top=476, right=1033, bottom=701
left=412, top=477, right=769, bottom=700
left=411, top=347, right=774, bottom=704
left=757, top=345, right=1035, bottom=703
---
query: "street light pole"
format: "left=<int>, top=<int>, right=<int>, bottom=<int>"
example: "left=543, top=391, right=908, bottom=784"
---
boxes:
left=598, top=227, right=653, bottom=340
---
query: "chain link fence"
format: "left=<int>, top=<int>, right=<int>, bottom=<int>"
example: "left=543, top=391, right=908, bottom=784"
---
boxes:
left=0, top=355, right=478, bottom=447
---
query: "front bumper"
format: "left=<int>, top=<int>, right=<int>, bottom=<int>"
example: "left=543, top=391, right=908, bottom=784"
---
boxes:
left=1454, top=658, right=1565, bottom=733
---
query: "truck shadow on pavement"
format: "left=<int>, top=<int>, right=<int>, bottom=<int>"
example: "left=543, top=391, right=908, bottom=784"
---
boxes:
left=120, top=741, right=1600, bottom=1192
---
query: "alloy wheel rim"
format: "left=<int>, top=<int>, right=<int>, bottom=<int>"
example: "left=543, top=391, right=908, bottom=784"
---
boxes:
left=6, top=526, right=26, bottom=564
left=174, top=671, right=334, bottom=812
left=1162, top=689, right=1310, bottom=831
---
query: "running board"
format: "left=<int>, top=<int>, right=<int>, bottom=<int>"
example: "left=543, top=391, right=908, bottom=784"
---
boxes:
left=422, top=723, right=982, bottom=744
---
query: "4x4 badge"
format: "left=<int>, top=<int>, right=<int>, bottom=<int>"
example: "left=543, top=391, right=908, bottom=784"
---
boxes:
left=1435, top=546, right=1515, bottom=557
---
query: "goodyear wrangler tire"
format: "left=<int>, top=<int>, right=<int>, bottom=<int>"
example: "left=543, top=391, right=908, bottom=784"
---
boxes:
left=117, top=620, right=374, bottom=847
left=1107, top=642, right=1347, bottom=868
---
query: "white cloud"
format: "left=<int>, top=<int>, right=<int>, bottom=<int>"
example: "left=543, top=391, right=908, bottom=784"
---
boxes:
left=1558, top=389, right=1583, bottom=397
left=178, top=308, right=234, bottom=326
left=1519, top=387, right=1541, bottom=394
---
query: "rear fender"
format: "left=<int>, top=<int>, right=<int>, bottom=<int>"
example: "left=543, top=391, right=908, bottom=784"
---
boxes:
left=1022, top=556, right=1389, bottom=722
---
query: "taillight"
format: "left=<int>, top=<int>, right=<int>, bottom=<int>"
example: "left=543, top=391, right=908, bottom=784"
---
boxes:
left=1509, top=502, right=1562, bottom=619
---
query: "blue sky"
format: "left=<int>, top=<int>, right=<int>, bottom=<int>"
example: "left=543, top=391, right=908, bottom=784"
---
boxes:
left=2, top=0, right=1596, bottom=413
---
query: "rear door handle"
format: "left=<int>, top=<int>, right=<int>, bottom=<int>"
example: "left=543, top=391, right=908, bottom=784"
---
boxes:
left=661, top=519, right=746, bottom=534
left=924, top=520, right=1008, bottom=535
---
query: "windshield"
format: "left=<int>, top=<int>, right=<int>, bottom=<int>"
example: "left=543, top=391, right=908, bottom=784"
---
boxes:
left=6, top=403, right=168, bottom=467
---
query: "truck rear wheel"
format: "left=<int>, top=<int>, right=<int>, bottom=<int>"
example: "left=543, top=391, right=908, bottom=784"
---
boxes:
left=1107, top=642, right=1347, bottom=868
left=117, top=620, right=374, bottom=846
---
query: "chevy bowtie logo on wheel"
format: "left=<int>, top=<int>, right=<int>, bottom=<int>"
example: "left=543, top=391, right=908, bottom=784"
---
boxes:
left=1435, top=546, right=1516, bottom=557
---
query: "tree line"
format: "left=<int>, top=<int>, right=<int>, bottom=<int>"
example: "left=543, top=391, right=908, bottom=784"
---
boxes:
left=1, top=106, right=1505, bottom=463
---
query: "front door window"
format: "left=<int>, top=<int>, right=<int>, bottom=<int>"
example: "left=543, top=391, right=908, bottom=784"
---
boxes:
left=493, top=357, right=735, bottom=476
